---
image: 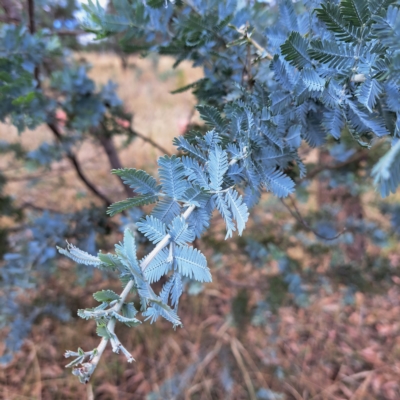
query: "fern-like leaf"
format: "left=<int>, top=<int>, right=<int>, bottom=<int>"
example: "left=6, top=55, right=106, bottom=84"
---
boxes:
left=372, top=5, right=400, bottom=47
left=142, top=248, right=171, bottom=283
left=309, top=39, right=354, bottom=69
left=368, top=0, right=396, bottom=17
left=322, top=108, right=345, bottom=139
left=262, top=168, right=295, bottom=198
left=187, top=204, right=212, bottom=238
left=281, top=32, right=311, bottom=69
left=107, top=194, right=158, bottom=217
left=110, top=311, right=141, bottom=326
left=93, top=290, right=120, bottom=303
left=142, top=302, right=181, bottom=326
left=279, top=0, right=299, bottom=32
left=286, top=124, right=303, bottom=148
left=225, top=189, right=249, bottom=236
left=160, top=273, right=176, bottom=304
left=182, top=156, right=210, bottom=190
left=271, top=55, right=297, bottom=91
left=270, top=90, right=293, bottom=114
left=97, top=253, right=123, bottom=271
left=168, top=216, right=195, bottom=246
left=160, top=272, right=183, bottom=308
left=173, top=136, right=207, bottom=162
left=174, top=246, right=211, bottom=282
left=120, top=303, right=140, bottom=327
left=152, top=197, right=181, bottom=224
left=204, top=130, right=222, bottom=148
left=341, top=0, right=370, bottom=26
left=304, top=113, right=328, bottom=147
left=196, top=105, right=227, bottom=133
left=158, top=155, right=188, bottom=200
left=57, top=243, right=101, bottom=266
left=137, top=215, right=166, bottom=244
left=115, top=228, right=141, bottom=275
left=208, top=145, right=228, bottom=191
left=357, top=78, right=383, bottom=112
left=169, top=273, right=183, bottom=308
left=385, top=83, right=400, bottom=113
left=182, top=185, right=210, bottom=207
left=112, top=168, right=161, bottom=195
left=214, top=192, right=236, bottom=239
left=348, top=101, right=389, bottom=137
left=315, top=2, right=362, bottom=43
left=300, top=68, right=326, bottom=92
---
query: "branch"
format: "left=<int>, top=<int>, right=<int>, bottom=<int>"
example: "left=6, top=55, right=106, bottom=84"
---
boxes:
left=128, top=126, right=172, bottom=156
left=27, top=0, right=35, bottom=34
left=97, top=119, right=171, bottom=195
left=47, top=122, right=112, bottom=206
left=74, top=204, right=196, bottom=382
left=96, top=133, right=133, bottom=198
left=280, top=196, right=346, bottom=241
left=298, top=151, right=367, bottom=183
left=0, top=0, right=21, bottom=23
left=229, top=24, right=273, bottom=61
left=0, top=14, right=19, bottom=23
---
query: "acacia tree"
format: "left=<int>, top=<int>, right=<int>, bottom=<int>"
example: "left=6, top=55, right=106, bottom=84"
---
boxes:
left=1, top=0, right=400, bottom=387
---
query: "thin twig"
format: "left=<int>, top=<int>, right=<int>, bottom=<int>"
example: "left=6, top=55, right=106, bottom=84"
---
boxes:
left=128, top=126, right=172, bottom=156
left=230, top=338, right=257, bottom=400
left=298, top=151, right=367, bottom=183
left=229, top=24, right=273, bottom=60
left=0, top=15, right=19, bottom=23
left=47, top=122, right=112, bottom=206
left=280, top=196, right=346, bottom=241
left=27, top=0, right=35, bottom=34
left=310, top=370, right=375, bottom=400
left=96, top=130, right=133, bottom=197
left=0, top=0, right=21, bottom=23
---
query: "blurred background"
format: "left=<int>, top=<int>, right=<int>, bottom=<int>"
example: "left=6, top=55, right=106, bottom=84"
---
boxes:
left=1, top=1, right=400, bottom=399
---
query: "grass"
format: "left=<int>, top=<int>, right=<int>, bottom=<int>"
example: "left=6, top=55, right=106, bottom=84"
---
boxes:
left=1, top=53, right=400, bottom=400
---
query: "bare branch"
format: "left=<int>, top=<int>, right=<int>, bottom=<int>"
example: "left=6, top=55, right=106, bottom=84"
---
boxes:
left=27, top=0, right=35, bottom=34
left=128, top=126, right=172, bottom=156
left=96, top=133, right=133, bottom=197
left=298, top=151, right=367, bottom=183
left=280, top=196, right=346, bottom=241
left=47, top=122, right=112, bottom=206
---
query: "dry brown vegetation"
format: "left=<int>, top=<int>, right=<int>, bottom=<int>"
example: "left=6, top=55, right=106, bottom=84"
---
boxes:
left=1, top=53, right=400, bottom=400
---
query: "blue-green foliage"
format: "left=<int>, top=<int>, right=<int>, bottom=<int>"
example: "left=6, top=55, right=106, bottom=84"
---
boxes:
left=0, top=25, right=55, bottom=132
left=81, top=0, right=400, bottom=196
left=137, top=215, right=166, bottom=243
left=4, top=0, right=400, bottom=385
left=0, top=23, right=135, bottom=169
